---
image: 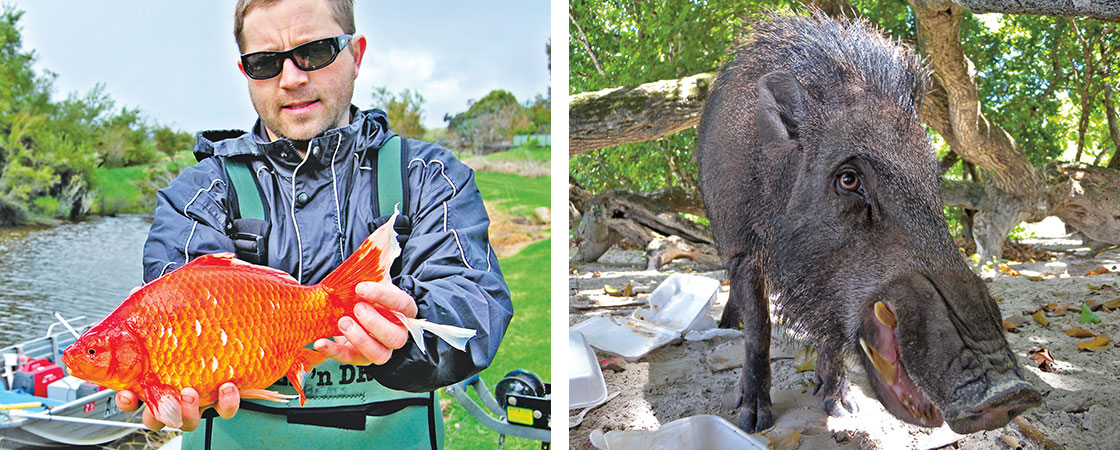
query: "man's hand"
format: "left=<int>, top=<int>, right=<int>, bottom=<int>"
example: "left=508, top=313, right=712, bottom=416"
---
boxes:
left=114, top=382, right=241, bottom=431
left=314, top=281, right=417, bottom=365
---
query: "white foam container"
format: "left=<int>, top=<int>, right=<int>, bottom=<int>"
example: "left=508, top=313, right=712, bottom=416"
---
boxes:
left=570, top=315, right=679, bottom=362
left=634, top=274, right=720, bottom=332
left=46, top=375, right=84, bottom=403
left=569, top=330, right=608, bottom=410
left=589, top=415, right=768, bottom=450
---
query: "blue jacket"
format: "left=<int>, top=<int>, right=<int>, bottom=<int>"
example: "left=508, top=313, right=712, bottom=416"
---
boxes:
left=142, top=108, right=512, bottom=392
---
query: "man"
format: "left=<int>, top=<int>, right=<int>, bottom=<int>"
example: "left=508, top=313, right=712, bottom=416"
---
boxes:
left=115, top=0, right=512, bottom=447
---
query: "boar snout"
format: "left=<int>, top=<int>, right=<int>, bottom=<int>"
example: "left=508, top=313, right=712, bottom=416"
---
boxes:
left=944, top=378, right=1041, bottom=434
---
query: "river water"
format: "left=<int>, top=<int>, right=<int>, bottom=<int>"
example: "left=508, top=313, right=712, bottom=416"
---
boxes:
left=0, top=215, right=151, bottom=347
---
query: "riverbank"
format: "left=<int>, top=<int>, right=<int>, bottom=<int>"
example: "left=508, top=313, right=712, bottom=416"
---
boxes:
left=568, top=218, right=1120, bottom=449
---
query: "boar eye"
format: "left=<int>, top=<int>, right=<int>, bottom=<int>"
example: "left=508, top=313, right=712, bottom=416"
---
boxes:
left=838, top=171, right=861, bottom=192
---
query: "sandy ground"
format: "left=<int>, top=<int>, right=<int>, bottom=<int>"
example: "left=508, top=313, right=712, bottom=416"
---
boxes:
left=568, top=217, right=1120, bottom=449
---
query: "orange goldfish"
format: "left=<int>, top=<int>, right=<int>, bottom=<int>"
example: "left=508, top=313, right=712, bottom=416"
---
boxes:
left=61, top=210, right=475, bottom=428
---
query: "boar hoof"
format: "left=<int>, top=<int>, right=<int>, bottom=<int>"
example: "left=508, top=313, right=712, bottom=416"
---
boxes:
left=815, top=371, right=857, bottom=416
left=823, top=395, right=858, bottom=417
left=734, top=391, right=773, bottom=433
left=736, top=402, right=773, bottom=433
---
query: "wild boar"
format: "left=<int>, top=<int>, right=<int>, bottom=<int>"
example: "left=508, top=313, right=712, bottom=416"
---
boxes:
left=696, top=11, right=1041, bottom=434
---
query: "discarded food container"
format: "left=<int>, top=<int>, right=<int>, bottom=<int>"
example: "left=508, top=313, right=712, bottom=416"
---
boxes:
left=569, top=330, right=608, bottom=410
left=589, top=415, right=768, bottom=450
left=634, top=274, right=720, bottom=333
left=570, top=316, right=679, bottom=362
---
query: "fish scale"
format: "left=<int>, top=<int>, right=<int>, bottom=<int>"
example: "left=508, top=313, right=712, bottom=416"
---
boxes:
left=62, top=210, right=477, bottom=429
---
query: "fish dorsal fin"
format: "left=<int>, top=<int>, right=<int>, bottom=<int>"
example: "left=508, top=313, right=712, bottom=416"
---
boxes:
left=185, top=253, right=298, bottom=282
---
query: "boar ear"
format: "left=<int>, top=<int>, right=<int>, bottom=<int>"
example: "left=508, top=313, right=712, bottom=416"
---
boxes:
left=755, top=70, right=806, bottom=155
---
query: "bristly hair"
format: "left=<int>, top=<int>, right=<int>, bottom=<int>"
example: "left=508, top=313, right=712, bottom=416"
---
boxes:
left=735, top=8, right=930, bottom=116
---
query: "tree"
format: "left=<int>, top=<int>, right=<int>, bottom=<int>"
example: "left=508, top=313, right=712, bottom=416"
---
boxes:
left=371, top=87, right=426, bottom=140
left=569, top=0, right=1120, bottom=268
left=445, top=89, right=529, bottom=153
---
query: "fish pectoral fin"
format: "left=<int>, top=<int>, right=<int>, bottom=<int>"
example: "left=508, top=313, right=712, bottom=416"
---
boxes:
left=283, top=348, right=328, bottom=407
left=141, top=380, right=183, bottom=429
left=240, top=388, right=300, bottom=404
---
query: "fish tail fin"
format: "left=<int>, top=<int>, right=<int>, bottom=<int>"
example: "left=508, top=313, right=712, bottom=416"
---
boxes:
left=321, top=208, right=401, bottom=308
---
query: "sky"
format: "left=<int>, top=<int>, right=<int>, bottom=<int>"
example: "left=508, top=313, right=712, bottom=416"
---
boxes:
left=7, top=1, right=551, bottom=132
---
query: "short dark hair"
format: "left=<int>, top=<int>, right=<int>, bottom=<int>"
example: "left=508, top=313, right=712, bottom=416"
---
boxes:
left=234, top=0, right=355, bottom=52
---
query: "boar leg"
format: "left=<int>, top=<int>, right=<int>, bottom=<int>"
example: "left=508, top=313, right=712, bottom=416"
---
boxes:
left=729, top=255, right=773, bottom=433
left=813, top=344, right=858, bottom=416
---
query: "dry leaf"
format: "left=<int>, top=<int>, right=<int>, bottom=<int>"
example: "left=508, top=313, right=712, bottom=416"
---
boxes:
left=1032, top=310, right=1049, bottom=327
left=605, top=283, right=634, bottom=297
left=721, top=279, right=730, bottom=286
left=767, top=429, right=802, bottom=450
left=1078, top=336, right=1111, bottom=351
left=1086, top=300, right=1103, bottom=311
left=1025, top=275, right=1044, bottom=281
left=1064, top=328, right=1096, bottom=338
left=1005, top=315, right=1027, bottom=327
left=1002, top=320, right=1018, bottom=332
left=1087, top=266, right=1112, bottom=276
left=1054, top=303, right=1069, bottom=316
left=1016, top=418, right=1044, bottom=443
left=1027, top=348, right=1057, bottom=373
left=793, top=347, right=817, bottom=373
left=992, top=295, right=1002, bottom=302
left=592, top=271, right=602, bottom=278
left=1088, top=284, right=1103, bottom=291
left=1000, top=264, right=1021, bottom=276
left=1106, top=297, right=1120, bottom=310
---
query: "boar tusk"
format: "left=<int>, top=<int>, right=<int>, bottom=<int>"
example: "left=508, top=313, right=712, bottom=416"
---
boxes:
left=859, top=338, right=898, bottom=384
left=874, top=301, right=897, bottom=329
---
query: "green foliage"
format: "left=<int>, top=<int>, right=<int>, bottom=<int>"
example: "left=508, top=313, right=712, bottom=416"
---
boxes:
left=0, top=6, right=193, bottom=223
left=516, top=94, right=550, bottom=136
left=446, top=89, right=531, bottom=153
left=442, top=238, right=550, bottom=450
left=569, top=0, right=776, bottom=194
left=371, top=86, right=427, bottom=140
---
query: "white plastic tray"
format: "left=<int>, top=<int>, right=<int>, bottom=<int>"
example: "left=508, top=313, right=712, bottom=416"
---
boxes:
left=570, top=316, right=680, bottom=362
left=589, top=415, right=768, bottom=450
left=634, top=273, right=720, bottom=332
left=569, top=330, right=608, bottom=409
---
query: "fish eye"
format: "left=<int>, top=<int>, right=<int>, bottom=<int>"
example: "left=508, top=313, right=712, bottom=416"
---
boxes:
left=88, top=348, right=96, bottom=355
left=838, top=171, right=860, bottom=192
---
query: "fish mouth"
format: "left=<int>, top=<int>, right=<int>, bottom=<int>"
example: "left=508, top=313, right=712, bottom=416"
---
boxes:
left=859, top=300, right=943, bottom=427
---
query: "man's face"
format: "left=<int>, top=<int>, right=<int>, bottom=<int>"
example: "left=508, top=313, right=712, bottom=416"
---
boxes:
left=239, top=0, right=366, bottom=143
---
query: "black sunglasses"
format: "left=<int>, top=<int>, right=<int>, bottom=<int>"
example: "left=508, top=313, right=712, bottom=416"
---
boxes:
left=240, top=34, right=353, bottom=80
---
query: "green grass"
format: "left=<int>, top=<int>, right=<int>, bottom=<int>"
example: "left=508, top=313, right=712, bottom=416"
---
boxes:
left=90, top=151, right=195, bottom=215
left=480, top=144, right=550, bottom=163
left=442, top=237, right=551, bottom=449
left=474, top=172, right=550, bottom=217
left=90, top=165, right=150, bottom=214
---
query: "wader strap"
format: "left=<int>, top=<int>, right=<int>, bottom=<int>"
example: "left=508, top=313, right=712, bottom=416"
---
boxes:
left=222, top=157, right=265, bottom=220
left=220, top=156, right=270, bottom=265
left=377, top=136, right=403, bottom=216
left=428, top=391, right=437, bottom=450
left=200, top=396, right=432, bottom=431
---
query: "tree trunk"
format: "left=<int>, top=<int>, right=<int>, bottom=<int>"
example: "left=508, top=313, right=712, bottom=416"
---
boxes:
left=573, top=189, right=719, bottom=270
left=1106, top=83, right=1120, bottom=169
left=569, top=72, right=715, bottom=156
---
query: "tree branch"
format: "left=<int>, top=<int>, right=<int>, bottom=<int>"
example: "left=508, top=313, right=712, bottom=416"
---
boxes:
left=569, top=72, right=715, bottom=155
left=569, top=10, right=606, bottom=77
left=953, top=0, right=1120, bottom=22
